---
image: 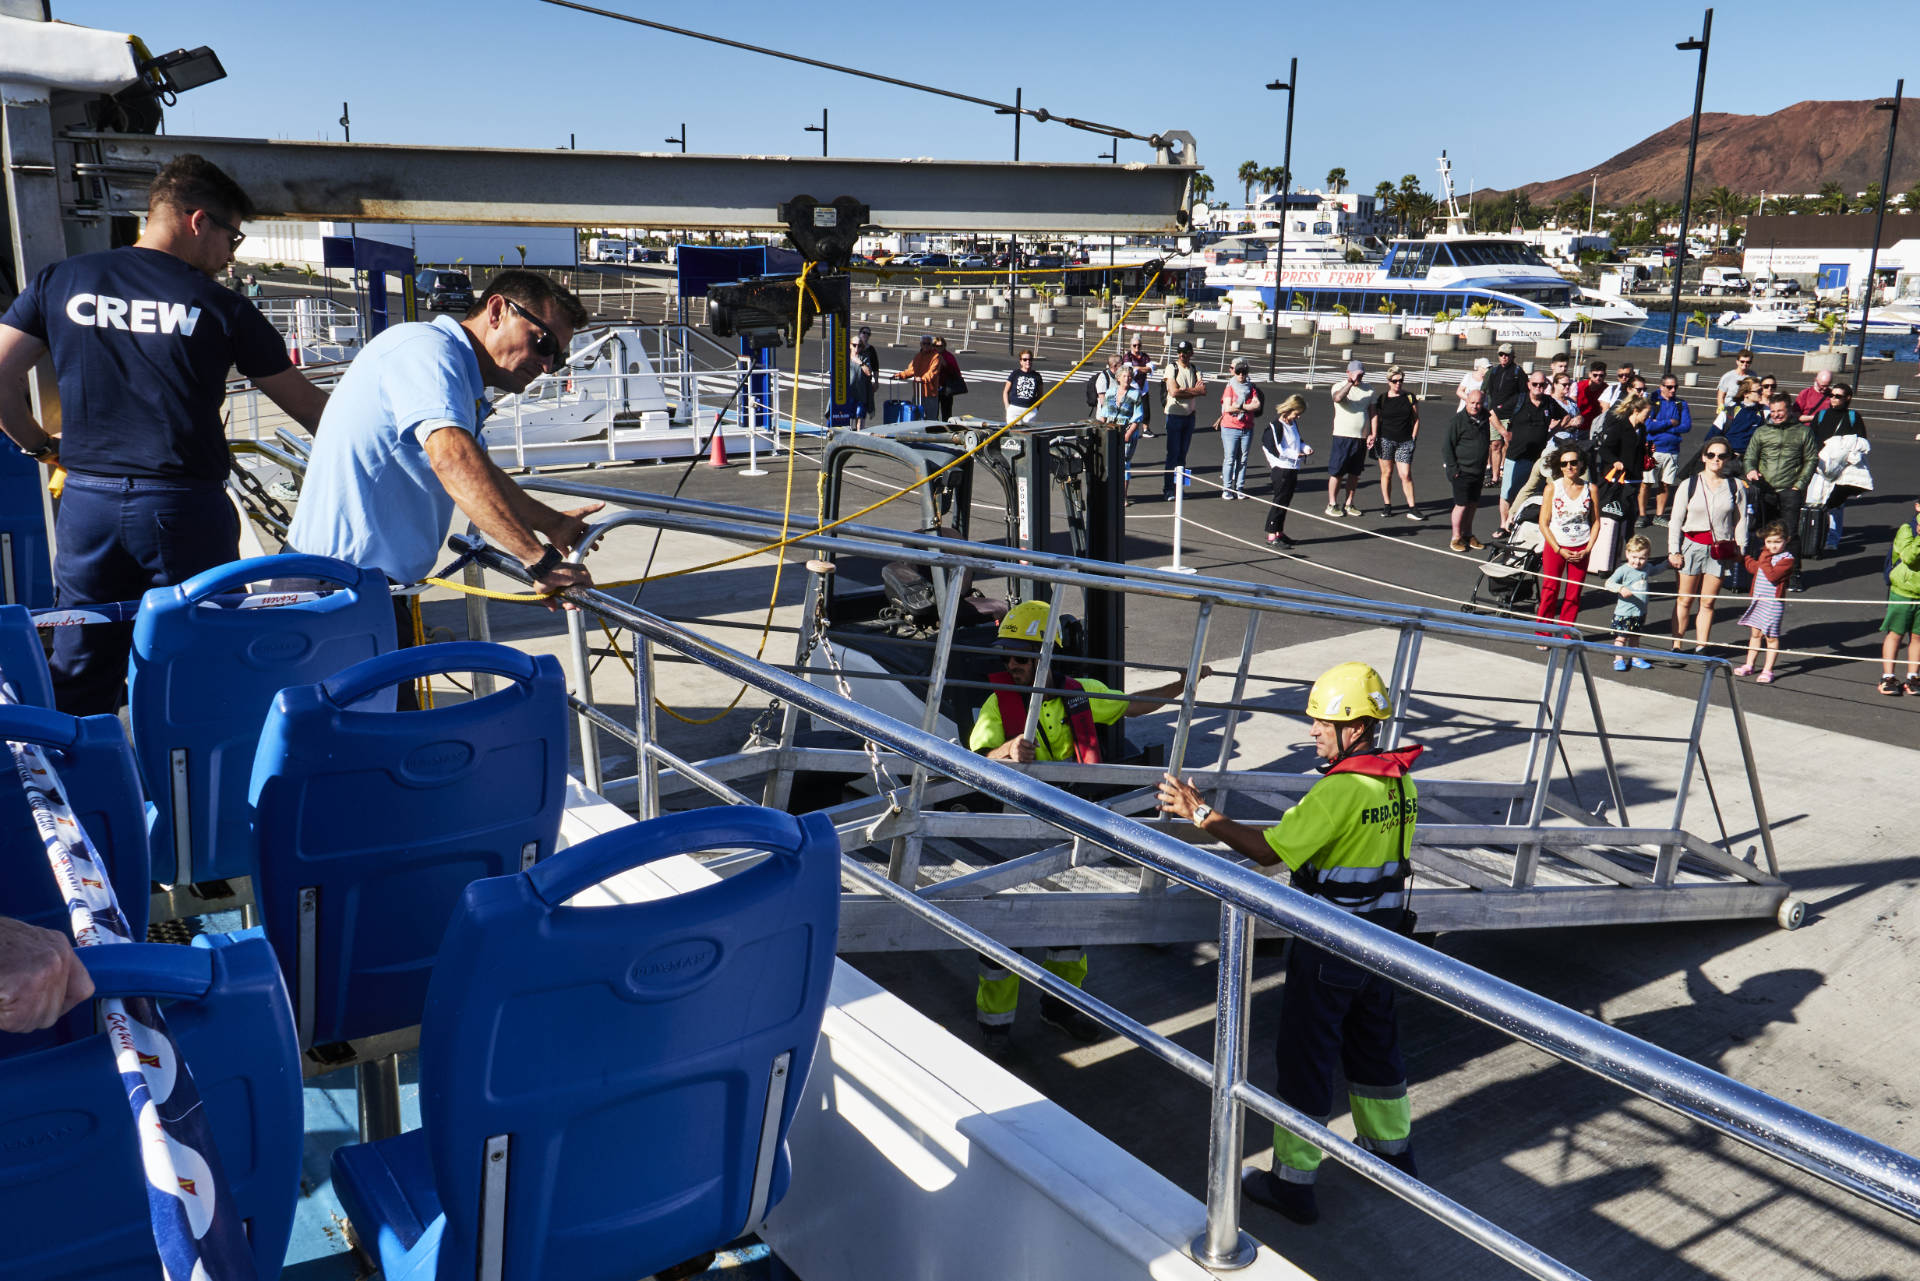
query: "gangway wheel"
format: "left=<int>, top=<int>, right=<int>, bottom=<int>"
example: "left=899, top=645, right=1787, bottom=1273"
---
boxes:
left=1776, top=898, right=1807, bottom=931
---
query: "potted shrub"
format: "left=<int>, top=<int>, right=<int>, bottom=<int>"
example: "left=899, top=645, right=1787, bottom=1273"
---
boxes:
left=1532, top=308, right=1569, bottom=359
left=1463, top=301, right=1496, bottom=347
left=1374, top=297, right=1403, bottom=343
left=1568, top=310, right=1602, bottom=353
left=1688, top=308, right=1721, bottom=360
left=1428, top=308, right=1459, bottom=352
left=1288, top=291, right=1315, bottom=337
left=1327, top=302, right=1359, bottom=346
left=1804, top=311, right=1848, bottom=372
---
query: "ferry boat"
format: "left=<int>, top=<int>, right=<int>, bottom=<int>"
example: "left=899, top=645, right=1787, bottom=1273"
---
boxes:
left=1201, top=156, right=1647, bottom=342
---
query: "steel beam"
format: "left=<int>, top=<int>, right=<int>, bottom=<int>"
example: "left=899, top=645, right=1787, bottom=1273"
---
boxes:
left=80, top=133, right=1197, bottom=234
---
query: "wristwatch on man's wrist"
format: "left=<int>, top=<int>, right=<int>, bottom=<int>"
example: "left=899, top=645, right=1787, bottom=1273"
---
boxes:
left=524, top=544, right=564, bottom=578
left=1190, top=803, right=1215, bottom=829
left=24, top=438, right=55, bottom=460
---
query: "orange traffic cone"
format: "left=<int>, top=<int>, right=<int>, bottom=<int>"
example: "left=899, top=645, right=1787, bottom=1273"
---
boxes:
left=708, top=425, right=729, bottom=468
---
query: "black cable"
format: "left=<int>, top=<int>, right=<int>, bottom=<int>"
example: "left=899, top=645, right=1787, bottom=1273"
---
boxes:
left=538, top=0, right=1166, bottom=147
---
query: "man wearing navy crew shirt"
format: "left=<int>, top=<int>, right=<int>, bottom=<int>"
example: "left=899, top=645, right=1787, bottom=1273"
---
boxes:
left=0, top=155, right=329, bottom=715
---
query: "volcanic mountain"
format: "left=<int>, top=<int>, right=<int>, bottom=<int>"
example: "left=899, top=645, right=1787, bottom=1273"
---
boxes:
left=1483, top=99, right=1917, bottom=205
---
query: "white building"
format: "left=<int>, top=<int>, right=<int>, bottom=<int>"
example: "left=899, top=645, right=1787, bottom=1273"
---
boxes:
left=1742, top=213, right=1920, bottom=298
left=237, top=221, right=579, bottom=270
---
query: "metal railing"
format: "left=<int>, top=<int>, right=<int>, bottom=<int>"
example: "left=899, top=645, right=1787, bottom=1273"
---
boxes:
left=459, top=538, right=1920, bottom=1279
left=525, top=483, right=1784, bottom=936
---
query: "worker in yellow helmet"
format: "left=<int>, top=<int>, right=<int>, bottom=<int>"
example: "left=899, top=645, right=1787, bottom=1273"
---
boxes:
left=1157, top=661, right=1420, bottom=1225
left=970, top=599, right=1206, bottom=1056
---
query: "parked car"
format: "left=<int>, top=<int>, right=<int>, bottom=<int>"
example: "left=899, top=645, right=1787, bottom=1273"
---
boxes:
left=1699, top=267, right=1748, bottom=296
left=954, top=254, right=989, bottom=269
left=910, top=253, right=951, bottom=269
left=1029, top=253, right=1067, bottom=269
left=415, top=269, right=475, bottom=313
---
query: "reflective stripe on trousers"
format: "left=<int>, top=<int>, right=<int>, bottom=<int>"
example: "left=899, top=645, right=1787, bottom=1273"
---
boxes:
left=976, top=946, right=1087, bottom=1025
left=1270, top=939, right=1411, bottom=1182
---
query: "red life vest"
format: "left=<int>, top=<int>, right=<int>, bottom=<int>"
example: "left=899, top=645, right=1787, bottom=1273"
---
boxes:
left=988, top=670, right=1103, bottom=764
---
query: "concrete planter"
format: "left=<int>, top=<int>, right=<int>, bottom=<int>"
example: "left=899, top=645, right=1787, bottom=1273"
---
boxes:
left=1668, top=343, right=1697, bottom=367
left=1463, top=327, right=1496, bottom=348
left=974, top=304, right=1001, bottom=321
left=926, top=295, right=948, bottom=309
left=1693, top=337, right=1722, bottom=359
left=1533, top=338, right=1569, bottom=359
left=1328, top=327, right=1360, bottom=346
left=1148, top=309, right=1169, bottom=326
left=1289, top=319, right=1316, bottom=337
left=1243, top=321, right=1271, bottom=340
left=1032, top=307, right=1057, bottom=325
left=1084, top=307, right=1108, bottom=324
left=865, top=290, right=887, bottom=303
left=907, top=289, right=928, bottom=303
left=1373, top=322, right=1403, bottom=343
left=1015, top=287, right=1036, bottom=300
left=1167, top=316, right=1193, bottom=334
left=1568, top=333, right=1602, bottom=353
left=1803, top=350, right=1846, bottom=373
left=1428, top=332, right=1459, bottom=353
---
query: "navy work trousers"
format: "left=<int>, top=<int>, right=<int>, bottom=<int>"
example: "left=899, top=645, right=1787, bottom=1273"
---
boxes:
left=1273, top=938, right=1407, bottom=1124
left=50, top=474, right=238, bottom=716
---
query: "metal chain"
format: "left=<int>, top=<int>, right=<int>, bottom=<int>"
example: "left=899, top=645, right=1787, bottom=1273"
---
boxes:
left=807, top=607, right=903, bottom=806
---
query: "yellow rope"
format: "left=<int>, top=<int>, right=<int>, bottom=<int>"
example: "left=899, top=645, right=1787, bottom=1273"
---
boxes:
left=423, top=269, right=1163, bottom=604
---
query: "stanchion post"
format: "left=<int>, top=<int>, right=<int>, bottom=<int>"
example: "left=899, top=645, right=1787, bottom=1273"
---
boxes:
left=1169, top=468, right=1199, bottom=574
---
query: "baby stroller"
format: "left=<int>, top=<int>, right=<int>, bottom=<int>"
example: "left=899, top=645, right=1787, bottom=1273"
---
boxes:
left=1465, top=493, right=1544, bottom=614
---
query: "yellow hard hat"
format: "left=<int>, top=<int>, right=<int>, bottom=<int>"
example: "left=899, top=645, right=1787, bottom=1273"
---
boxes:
left=1305, top=662, right=1392, bottom=722
left=996, top=600, right=1052, bottom=647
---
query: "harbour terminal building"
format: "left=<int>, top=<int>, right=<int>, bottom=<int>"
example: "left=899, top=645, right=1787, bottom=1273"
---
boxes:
left=1742, top=211, right=1920, bottom=299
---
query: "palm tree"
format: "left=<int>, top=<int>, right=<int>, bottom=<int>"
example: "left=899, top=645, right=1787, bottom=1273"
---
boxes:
left=1906, top=180, right=1920, bottom=210
left=1238, top=161, right=1262, bottom=207
left=1191, top=170, right=1216, bottom=203
left=1325, top=167, right=1347, bottom=195
left=1374, top=179, right=1394, bottom=202
left=1815, top=181, right=1847, bottom=215
left=1701, top=186, right=1735, bottom=242
left=1862, top=182, right=1884, bottom=210
left=1259, top=166, right=1289, bottom=205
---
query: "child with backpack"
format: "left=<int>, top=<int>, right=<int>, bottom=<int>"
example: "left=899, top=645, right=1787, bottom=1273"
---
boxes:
left=1735, top=523, right=1794, bottom=683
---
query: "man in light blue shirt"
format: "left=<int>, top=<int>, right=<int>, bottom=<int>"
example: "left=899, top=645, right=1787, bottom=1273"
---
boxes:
left=288, top=271, right=601, bottom=604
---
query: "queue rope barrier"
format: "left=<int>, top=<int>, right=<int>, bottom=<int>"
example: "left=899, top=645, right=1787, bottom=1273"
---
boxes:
left=1150, top=466, right=1911, bottom=668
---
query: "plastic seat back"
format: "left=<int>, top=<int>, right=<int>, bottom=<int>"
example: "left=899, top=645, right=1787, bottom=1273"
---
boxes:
left=128, top=554, right=396, bottom=886
left=0, top=451, right=55, bottom=609
left=0, top=604, right=55, bottom=707
left=249, top=642, right=568, bottom=1047
left=0, top=939, right=302, bottom=1280
left=0, top=705, right=152, bottom=1056
left=423, top=806, right=839, bottom=1281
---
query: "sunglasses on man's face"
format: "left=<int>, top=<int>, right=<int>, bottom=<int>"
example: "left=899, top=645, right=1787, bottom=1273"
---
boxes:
left=504, top=297, right=561, bottom=362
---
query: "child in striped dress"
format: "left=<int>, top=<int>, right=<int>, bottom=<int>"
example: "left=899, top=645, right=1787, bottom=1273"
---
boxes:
left=1736, top=523, right=1793, bottom=683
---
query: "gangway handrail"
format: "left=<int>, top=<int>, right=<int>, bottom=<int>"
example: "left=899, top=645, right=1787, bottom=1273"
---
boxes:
left=465, top=540, right=1920, bottom=1269
left=537, top=482, right=1775, bottom=876
left=527, top=478, right=1611, bottom=644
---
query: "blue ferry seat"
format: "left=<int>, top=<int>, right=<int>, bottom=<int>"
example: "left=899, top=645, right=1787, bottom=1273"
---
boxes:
left=0, top=603, right=55, bottom=706
left=0, top=704, right=153, bottom=1057
left=0, top=448, right=56, bottom=609
left=0, top=939, right=303, bottom=1280
left=247, top=641, right=568, bottom=1049
left=331, top=806, right=841, bottom=1281
left=128, top=554, right=396, bottom=888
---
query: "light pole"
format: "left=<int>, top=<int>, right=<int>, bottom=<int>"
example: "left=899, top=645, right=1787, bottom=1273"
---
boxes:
left=1098, top=144, right=1117, bottom=296
left=994, top=88, right=1023, bottom=160
left=1264, top=58, right=1297, bottom=383
left=1662, top=7, right=1712, bottom=379
left=665, top=125, right=686, bottom=153
left=1853, top=80, right=1903, bottom=370
left=1587, top=171, right=1599, bottom=236
left=804, top=108, right=828, bottom=157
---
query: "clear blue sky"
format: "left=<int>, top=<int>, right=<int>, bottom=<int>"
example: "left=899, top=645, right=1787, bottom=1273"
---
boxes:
left=61, top=0, right=1918, bottom=200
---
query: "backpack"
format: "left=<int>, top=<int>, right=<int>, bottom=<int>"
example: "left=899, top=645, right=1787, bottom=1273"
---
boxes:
left=1085, top=372, right=1103, bottom=410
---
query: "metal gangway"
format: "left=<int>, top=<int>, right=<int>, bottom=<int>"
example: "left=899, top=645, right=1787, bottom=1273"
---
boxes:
left=453, top=536, right=1913, bottom=1281
left=504, top=481, right=1799, bottom=951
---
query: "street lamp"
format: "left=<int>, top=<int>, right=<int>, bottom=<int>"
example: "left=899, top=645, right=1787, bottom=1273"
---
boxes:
left=1853, top=80, right=1903, bottom=369
left=1098, top=145, right=1118, bottom=292
left=665, top=124, right=686, bottom=153
left=804, top=108, right=828, bottom=157
left=1662, top=7, right=1712, bottom=379
left=1264, top=58, right=1297, bottom=383
left=994, top=88, right=1022, bottom=160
